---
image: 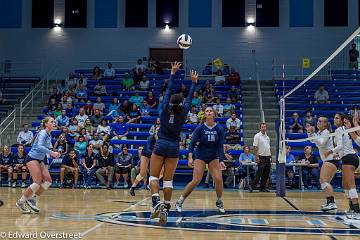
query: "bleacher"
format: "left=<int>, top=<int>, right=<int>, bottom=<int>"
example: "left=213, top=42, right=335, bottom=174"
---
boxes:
left=0, top=77, right=40, bottom=122
left=275, top=69, right=360, bottom=187
left=25, top=67, right=244, bottom=185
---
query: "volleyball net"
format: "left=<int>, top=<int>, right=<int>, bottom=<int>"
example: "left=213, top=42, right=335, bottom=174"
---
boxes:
left=276, top=27, right=360, bottom=196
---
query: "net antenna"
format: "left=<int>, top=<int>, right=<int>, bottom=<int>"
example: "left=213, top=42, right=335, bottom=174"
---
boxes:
left=278, top=26, right=360, bottom=164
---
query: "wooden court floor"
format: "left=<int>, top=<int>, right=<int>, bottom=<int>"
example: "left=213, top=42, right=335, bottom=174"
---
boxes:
left=0, top=187, right=359, bottom=240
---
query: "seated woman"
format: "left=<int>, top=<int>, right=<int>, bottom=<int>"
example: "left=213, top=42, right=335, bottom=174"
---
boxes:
left=298, top=146, right=320, bottom=189
left=60, top=150, right=79, bottom=189
left=80, top=144, right=98, bottom=189
left=127, top=104, right=141, bottom=124
left=97, top=119, right=111, bottom=142
left=236, top=145, right=256, bottom=189
left=0, top=145, right=14, bottom=187
left=74, top=135, right=88, bottom=157
left=288, top=112, right=304, bottom=133
left=95, top=144, right=114, bottom=189
left=114, top=145, right=133, bottom=188
left=12, top=144, right=28, bottom=188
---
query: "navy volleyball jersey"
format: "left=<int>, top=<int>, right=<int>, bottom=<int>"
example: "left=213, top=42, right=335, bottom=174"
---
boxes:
left=14, top=154, right=27, bottom=165
left=189, top=123, right=225, bottom=162
left=0, top=153, right=13, bottom=166
left=158, top=74, right=196, bottom=142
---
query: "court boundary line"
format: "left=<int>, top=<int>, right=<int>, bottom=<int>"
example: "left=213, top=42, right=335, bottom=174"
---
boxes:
left=281, top=197, right=337, bottom=240
left=72, top=196, right=150, bottom=240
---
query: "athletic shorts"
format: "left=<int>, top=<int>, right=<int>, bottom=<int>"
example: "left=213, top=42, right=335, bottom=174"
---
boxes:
left=324, top=159, right=340, bottom=169
left=114, top=165, right=130, bottom=174
left=342, top=154, right=360, bottom=169
left=153, top=138, right=179, bottom=158
left=194, top=158, right=218, bottom=164
left=26, top=155, right=48, bottom=165
left=141, top=149, right=152, bottom=159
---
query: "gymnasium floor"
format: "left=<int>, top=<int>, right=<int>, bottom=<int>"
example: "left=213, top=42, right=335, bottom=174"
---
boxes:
left=0, top=188, right=359, bottom=240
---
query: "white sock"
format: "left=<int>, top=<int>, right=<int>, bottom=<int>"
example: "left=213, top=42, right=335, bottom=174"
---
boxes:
left=152, top=193, right=160, bottom=197
left=178, top=195, right=185, bottom=203
left=19, top=195, right=28, bottom=203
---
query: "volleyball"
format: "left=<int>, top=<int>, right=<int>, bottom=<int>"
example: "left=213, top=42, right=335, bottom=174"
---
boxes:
left=177, top=34, right=192, bottom=49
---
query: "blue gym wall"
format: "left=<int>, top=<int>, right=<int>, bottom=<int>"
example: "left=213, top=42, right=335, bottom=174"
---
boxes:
left=0, top=0, right=358, bottom=80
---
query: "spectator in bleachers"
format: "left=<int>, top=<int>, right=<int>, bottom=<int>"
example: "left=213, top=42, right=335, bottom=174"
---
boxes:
left=54, top=133, right=69, bottom=154
left=139, top=75, right=150, bottom=90
left=84, top=118, right=93, bottom=135
left=227, top=85, right=240, bottom=103
left=149, top=118, right=160, bottom=135
left=16, top=123, right=34, bottom=146
left=77, top=73, right=87, bottom=87
left=288, top=112, right=304, bottom=133
left=93, top=97, right=106, bottom=113
left=76, top=128, right=91, bottom=142
left=140, top=100, right=151, bottom=117
left=60, top=95, right=70, bottom=109
left=114, top=145, right=132, bottom=188
left=111, top=116, right=129, bottom=146
left=84, top=100, right=94, bottom=116
left=187, top=106, right=199, bottom=124
left=75, top=82, right=87, bottom=102
left=197, top=103, right=206, bottom=123
left=203, top=84, right=215, bottom=103
left=89, top=133, right=103, bottom=155
left=299, top=146, right=320, bottom=189
left=92, top=66, right=102, bottom=80
left=349, top=43, right=359, bottom=70
left=314, top=85, right=330, bottom=104
left=65, top=102, right=77, bottom=118
left=285, top=146, right=296, bottom=189
left=68, top=118, right=79, bottom=138
left=148, top=56, right=156, bottom=69
left=57, top=80, right=68, bottom=96
left=129, top=91, right=144, bottom=107
left=145, top=91, right=157, bottom=109
left=127, top=104, right=141, bottom=124
left=227, top=67, right=241, bottom=85
left=66, top=72, right=78, bottom=90
left=225, top=126, right=241, bottom=150
left=94, top=80, right=107, bottom=96
left=47, top=98, right=57, bottom=117
left=120, top=100, right=131, bottom=116
left=150, top=60, right=163, bottom=75
left=75, top=108, right=88, bottom=128
left=0, top=145, right=14, bottom=187
left=108, top=98, right=120, bottom=118
left=80, top=144, right=98, bottom=189
left=303, top=110, right=316, bottom=127
left=213, top=98, right=224, bottom=117
left=223, top=98, right=236, bottom=117
left=60, top=150, right=79, bottom=189
left=214, top=69, right=225, bottom=85
left=53, top=104, right=62, bottom=119
left=97, top=119, right=111, bottom=142
left=74, top=135, right=87, bottom=156
left=12, top=144, right=27, bottom=188
left=122, top=72, right=135, bottom=91
left=103, top=62, right=116, bottom=79
left=95, top=144, right=114, bottom=189
left=226, top=113, right=241, bottom=131
left=134, top=59, right=147, bottom=84
left=222, top=145, right=236, bottom=188
left=191, top=92, right=202, bottom=110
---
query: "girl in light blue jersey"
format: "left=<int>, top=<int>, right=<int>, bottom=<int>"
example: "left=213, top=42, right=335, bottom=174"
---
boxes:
left=16, top=116, right=61, bottom=214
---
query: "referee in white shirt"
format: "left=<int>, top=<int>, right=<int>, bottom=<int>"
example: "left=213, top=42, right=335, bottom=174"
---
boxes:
left=249, top=123, right=272, bottom=192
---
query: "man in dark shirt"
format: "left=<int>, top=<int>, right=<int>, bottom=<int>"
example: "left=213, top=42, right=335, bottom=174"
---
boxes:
left=60, top=150, right=79, bottom=189
left=298, top=146, right=320, bottom=189
left=225, top=126, right=241, bottom=144
left=349, top=43, right=359, bottom=70
left=91, top=109, right=103, bottom=128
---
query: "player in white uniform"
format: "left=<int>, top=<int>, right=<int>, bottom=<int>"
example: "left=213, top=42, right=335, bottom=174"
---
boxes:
left=306, top=117, right=338, bottom=211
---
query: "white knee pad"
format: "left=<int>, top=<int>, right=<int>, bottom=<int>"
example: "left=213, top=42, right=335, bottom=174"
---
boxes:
left=163, top=180, right=173, bottom=189
left=135, top=174, right=144, bottom=182
left=349, top=188, right=359, bottom=199
left=344, top=190, right=350, bottom=198
left=41, top=181, right=51, bottom=190
left=30, top=183, right=40, bottom=193
left=321, top=182, right=331, bottom=190
left=149, top=176, right=159, bottom=184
